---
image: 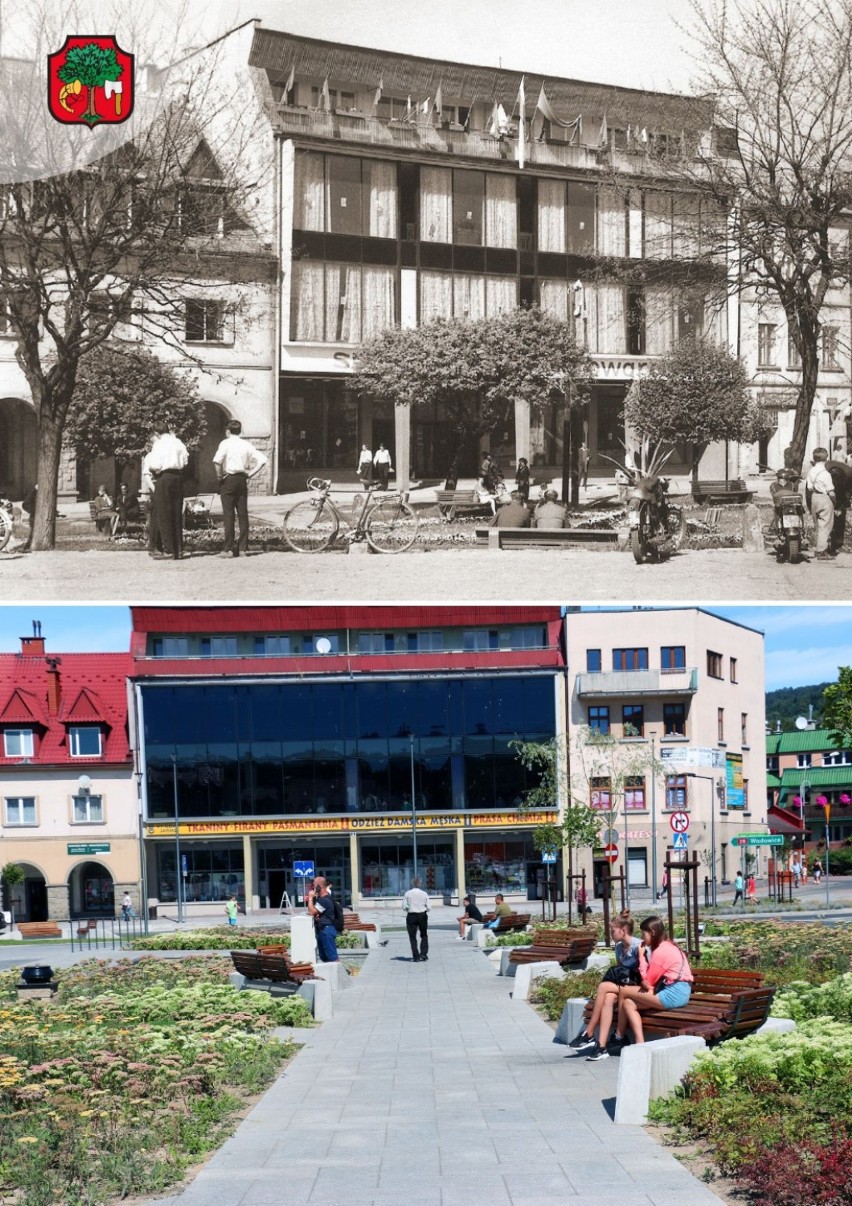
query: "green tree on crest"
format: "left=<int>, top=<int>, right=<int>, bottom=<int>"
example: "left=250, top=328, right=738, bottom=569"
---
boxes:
left=57, top=43, right=122, bottom=123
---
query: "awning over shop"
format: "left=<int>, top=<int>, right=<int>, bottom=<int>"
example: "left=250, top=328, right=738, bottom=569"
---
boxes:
left=767, top=804, right=805, bottom=835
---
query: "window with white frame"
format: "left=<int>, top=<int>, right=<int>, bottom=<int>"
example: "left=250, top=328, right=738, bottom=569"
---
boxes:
left=185, top=299, right=231, bottom=344
left=68, top=726, right=103, bottom=757
left=821, top=325, right=842, bottom=370
left=4, top=796, right=36, bottom=825
left=757, top=322, right=777, bottom=367
left=823, top=749, right=852, bottom=766
left=4, top=729, right=33, bottom=757
left=797, top=753, right=812, bottom=768
left=72, top=793, right=104, bottom=823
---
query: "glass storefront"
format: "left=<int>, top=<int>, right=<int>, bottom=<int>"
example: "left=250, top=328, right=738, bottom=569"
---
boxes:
left=360, top=838, right=454, bottom=897
left=464, top=837, right=536, bottom=895
left=257, top=842, right=350, bottom=908
left=142, top=676, right=554, bottom=821
left=156, top=843, right=245, bottom=904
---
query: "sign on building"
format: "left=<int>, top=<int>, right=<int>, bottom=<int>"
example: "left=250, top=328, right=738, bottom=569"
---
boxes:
left=660, top=747, right=725, bottom=769
left=67, top=842, right=111, bottom=856
left=726, top=753, right=745, bottom=809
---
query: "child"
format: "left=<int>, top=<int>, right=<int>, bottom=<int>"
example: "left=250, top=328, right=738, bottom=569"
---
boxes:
left=747, top=874, right=756, bottom=904
left=225, top=896, right=239, bottom=927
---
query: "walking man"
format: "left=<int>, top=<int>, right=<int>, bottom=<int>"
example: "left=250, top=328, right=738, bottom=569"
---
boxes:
left=804, top=447, right=836, bottom=560
left=403, top=876, right=430, bottom=962
left=307, top=876, right=339, bottom=962
left=146, top=424, right=188, bottom=559
left=213, top=420, right=268, bottom=558
left=373, top=442, right=393, bottom=489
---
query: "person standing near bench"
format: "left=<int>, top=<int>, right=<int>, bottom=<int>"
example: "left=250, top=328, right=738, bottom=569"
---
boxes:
left=805, top=447, right=836, bottom=560
left=614, top=915, right=694, bottom=1047
left=569, top=910, right=640, bottom=1060
left=308, top=876, right=339, bottom=962
left=403, top=877, right=430, bottom=962
left=456, top=895, right=482, bottom=939
left=213, top=420, right=268, bottom=559
left=146, top=423, right=188, bottom=560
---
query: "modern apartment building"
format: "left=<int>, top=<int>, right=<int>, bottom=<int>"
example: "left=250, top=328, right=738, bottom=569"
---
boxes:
left=766, top=727, right=852, bottom=853
left=565, top=608, right=766, bottom=895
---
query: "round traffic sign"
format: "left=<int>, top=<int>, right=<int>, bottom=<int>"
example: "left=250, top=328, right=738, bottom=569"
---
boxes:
left=670, top=811, right=690, bottom=833
left=604, top=843, right=618, bottom=863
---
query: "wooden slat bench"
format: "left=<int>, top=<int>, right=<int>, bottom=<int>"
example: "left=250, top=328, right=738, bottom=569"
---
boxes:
left=582, top=967, right=774, bottom=1045
left=480, top=912, right=531, bottom=934
left=17, top=921, right=62, bottom=939
left=230, top=948, right=316, bottom=986
left=343, top=913, right=377, bottom=932
left=690, top=479, right=754, bottom=505
left=435, top=489, right=495, bottom=521
left=474, top=527, right=618, bottom=549
left=510, top=933, right=597, bottom=966
left=75, top=919, right=98, bottom=937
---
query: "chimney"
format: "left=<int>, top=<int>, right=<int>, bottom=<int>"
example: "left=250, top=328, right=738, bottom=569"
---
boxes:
left=20, top=619, right=45, bottom=657
left=46, top=655, right=62, bottom=715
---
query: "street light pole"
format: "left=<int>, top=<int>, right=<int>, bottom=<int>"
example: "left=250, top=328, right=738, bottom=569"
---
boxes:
left=171, top=752, right=183, bottom=924
left=650, top=736, right=657, bottom=907
left=687, top=771, right=717, bottom=907
left=409, top=735, right=418, bottom=882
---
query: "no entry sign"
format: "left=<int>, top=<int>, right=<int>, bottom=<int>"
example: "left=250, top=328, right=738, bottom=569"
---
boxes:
left=604, top=843, right=618, bottom=863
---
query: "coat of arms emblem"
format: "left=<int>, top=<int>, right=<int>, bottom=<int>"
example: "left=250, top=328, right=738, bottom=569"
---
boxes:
left=48, top=35, right=134, bottom=126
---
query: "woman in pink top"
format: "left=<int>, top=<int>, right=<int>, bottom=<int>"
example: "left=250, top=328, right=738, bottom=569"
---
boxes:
left=614, top=915, right=694, bottom=1045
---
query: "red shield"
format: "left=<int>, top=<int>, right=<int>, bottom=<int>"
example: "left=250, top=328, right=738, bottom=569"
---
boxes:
left=48, top=35, right=134, bottom=127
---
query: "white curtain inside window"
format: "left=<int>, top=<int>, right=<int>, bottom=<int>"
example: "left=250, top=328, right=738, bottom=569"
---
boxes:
left=597, top=188, right=626, bottom=257
left=420, top=166, right=452, bottom=243
left=539, top=279, right=569, bottom=322
left=293, top=152, right=325, bottom=232
left=644, top=285, right=674, bottom=354
left=486, top=276, right=517, bottom=315
left=537, top=178, right=566, bottom=253
left=325, top=263, right=362, bottom=343
left=362, top=265, right=396, bottom=339
left=485, top=174, right=517, bottom=248
left=645, top=192, right=672, bottom=259
left=420, top=270, right=453, bottom=321
left=595, top=283, right=626, bottom=353
left=673, top=196, right=700, bottom=258
left=291, top=260, right=325, bottom=340
left=453, top=273, right=486, bottom=320
left=367, top=160, right=397, bottom=239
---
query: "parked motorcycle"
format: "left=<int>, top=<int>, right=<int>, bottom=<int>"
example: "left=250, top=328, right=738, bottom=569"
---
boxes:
left=770, top=475, right=805, bottom=563
left=627, top=473, right=687, bottom=564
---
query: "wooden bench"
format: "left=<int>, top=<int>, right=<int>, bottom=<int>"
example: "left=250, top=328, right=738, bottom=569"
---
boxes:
left=342, top=913, right=377, bottom=932
left=474, top=527, right=618, bottom=549
left=230, top=948, right=316, bottom=986
left=690, top=479, right=754, bottom=505
left=435, top=489, right=495, bottom=521
left=481, top=911, right=531, bottom=934
left=582, top=967, right=774, bottom=1045
left=509, top=932, right=597, bottom=966
left=17, top=921, right=63, bottom=939
left=76, top=919, right=98, bottom=938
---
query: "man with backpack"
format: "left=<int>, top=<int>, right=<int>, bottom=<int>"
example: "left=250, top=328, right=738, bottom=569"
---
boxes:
left=307, top=876, right=340, bottom=962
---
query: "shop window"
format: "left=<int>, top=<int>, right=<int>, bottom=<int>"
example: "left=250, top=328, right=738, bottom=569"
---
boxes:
left=4, top=796, right=36, bottom=825
left=588, top=706, right=610, bottom=734
left=463, top=837, right=532, bottom=895
left=3, top=729, right=34, bottom=757
left=663, top=703, right=686, bottom=735
left=72, top=793, right=104, bottom=823
left=69, top=726, right=102, bottom=757
left=661, top=645, right=685, bottom=670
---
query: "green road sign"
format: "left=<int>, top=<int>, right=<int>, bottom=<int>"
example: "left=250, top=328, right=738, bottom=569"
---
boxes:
left=731, top=834, right=784, bottom=847
left=67, top=842, right=111, bottom=856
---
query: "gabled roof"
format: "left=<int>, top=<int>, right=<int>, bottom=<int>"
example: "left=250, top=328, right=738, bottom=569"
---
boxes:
left=58, top=686, right=110, bottom=725
left=0, top=685, right=48, bottom=726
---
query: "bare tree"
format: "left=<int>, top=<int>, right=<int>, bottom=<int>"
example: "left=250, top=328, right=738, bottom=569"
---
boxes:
left=0, top=12, right=273, bottom=548
left=684, top=0, right=852, bottom=473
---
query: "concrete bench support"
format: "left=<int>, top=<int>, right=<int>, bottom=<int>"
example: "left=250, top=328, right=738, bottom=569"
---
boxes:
left=615, top=1036, right=706, bottom=1125
left=312, top=961, right=349, bottom=992
left=554, top=998, right=588, bottom=1045
left=511, top=960, right=563, bottom=1001
left=297, top=977, right=333, bottom=1021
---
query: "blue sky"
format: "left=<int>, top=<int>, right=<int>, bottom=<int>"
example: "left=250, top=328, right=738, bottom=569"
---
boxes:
left=0, top=605, right=849, bottom=694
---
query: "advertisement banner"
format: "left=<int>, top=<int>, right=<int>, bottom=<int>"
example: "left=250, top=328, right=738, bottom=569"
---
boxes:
left=145, top=810, right=559, bottom=839
left=726, top=754, right=745, bottom=809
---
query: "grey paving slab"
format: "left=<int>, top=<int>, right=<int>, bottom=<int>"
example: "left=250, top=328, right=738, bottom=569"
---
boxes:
left=147, top=927, right=726, bottom=1206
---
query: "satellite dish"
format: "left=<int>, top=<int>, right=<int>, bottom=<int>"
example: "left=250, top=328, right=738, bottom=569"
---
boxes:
left=77, top=774, right=93, bottom=793
left=794, top=716, right=809, bottom=731
left=315, top=636, right=332, bottom=655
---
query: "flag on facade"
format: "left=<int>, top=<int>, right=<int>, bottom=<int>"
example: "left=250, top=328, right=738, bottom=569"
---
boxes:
left=283, top=65, right=295, bottom=101
left=434, top=82, right=443, bottom=120
left=404, top=95, right=414, bottom=123
left=640, top=126, right=649, bottom=144
left=489, top=102, right=510, bottom=138
left=534, top=82, right=581, bottom=138
left=371, top=76, right=383, bottom=115
left=320, top=77, right=331, bottom=111
left=517, top=76, right=526, bottom=168
left=598, top=113, right=608, bottom=148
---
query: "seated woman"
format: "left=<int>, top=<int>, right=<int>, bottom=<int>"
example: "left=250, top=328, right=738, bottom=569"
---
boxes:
left=91, top=484, right=116, bottom=535
left=568, top=910, right=640, bottom=1061
left=112, top=482, right=141, bottom=536
left=613, top=915, right=694, bottom=1046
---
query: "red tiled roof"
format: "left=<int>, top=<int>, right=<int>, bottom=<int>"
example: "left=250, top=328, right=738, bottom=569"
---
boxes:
left=0, top=653, right=132, bottom=766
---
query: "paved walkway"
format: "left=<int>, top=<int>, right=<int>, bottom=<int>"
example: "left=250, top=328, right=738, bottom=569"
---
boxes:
left=154, top=927, right=722, bottom=1206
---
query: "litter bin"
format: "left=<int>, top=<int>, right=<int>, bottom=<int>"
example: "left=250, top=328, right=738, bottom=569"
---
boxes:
left=147, top=898, right=158, bottom=921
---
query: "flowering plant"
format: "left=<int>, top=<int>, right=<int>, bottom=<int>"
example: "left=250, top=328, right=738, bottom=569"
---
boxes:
left=816, top=795, right=829, bottom=807
left=840, top=794, right=851, bottom=804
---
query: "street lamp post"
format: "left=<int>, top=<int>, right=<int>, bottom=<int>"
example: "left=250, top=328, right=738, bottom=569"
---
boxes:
left=171, top=753, right=184, bottom=924
left=409, top=735, right=418, bottom=882
left=687, top=771, right=718, bottom=907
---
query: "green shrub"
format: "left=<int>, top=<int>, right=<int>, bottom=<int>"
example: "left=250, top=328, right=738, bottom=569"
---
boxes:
left=530, top=968, right=604, bottom=1020
left=772, top=972, right=852, bottom=1024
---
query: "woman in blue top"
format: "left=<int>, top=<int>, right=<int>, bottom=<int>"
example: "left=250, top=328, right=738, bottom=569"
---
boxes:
left=568, top=910, right=640, bottom=1061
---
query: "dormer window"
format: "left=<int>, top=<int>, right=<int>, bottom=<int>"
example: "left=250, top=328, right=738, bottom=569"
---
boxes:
left=69, top=726, right=102, bottom=757
left=4, top=729, right=33, bottom=757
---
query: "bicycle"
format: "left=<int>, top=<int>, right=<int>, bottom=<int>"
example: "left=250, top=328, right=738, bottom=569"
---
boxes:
left=283, top=477, right=418, bottom=554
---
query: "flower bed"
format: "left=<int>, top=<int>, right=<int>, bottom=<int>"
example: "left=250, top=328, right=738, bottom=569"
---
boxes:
left=127, top=925, right=364, bottom=952
left=0, top=956, right=311, bottom=1204
left=697, top=920, right=852, bottom=986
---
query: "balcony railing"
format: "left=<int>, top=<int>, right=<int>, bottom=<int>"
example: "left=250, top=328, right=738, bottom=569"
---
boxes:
left=575, top=667, right=698, bottom=697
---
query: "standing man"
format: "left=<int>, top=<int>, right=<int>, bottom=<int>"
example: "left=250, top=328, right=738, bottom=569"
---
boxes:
left=826, top=456, right=852, bottom=555
left=403, top=876, right=430, bottom=962
left=146, top=424, right=188, bottom=560
left=804, top=447, right=836, bottom=560
left=213, top=420, right=268, bottom=558
left=307, top=876, right=339, bottom=962
left=373, top=442, right=393, bottom=489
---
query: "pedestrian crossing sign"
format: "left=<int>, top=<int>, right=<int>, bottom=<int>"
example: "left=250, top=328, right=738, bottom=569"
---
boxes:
left=672, top=832, right=689, bottom=850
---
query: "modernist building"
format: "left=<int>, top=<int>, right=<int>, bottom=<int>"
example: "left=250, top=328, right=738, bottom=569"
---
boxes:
left=564, top=608, right=766, bottom=894
left=129, top=606, right=565, bottom=913
left=0, top=628, right=136, bottom=922
left=766, top=727, right=852, bottom=855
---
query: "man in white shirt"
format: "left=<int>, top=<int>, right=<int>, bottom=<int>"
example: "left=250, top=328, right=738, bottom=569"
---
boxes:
left=146, top=425, right=189, bottom=559
left=403, top=876, right=430, bottom=962
left=804, top=447, right=837, bottom=559
left=373, top=443, right=393, bottom=490
left=212, top=420, right=268, bottom=557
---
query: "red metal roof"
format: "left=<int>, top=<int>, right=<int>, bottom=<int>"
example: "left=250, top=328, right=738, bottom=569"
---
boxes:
left=131, top=605, right=561, bottom=635
left=0, top=653, right=132, bottom=767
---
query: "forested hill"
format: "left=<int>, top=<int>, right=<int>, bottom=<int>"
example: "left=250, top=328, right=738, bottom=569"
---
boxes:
left=765, top=683, right=830, bottom=733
